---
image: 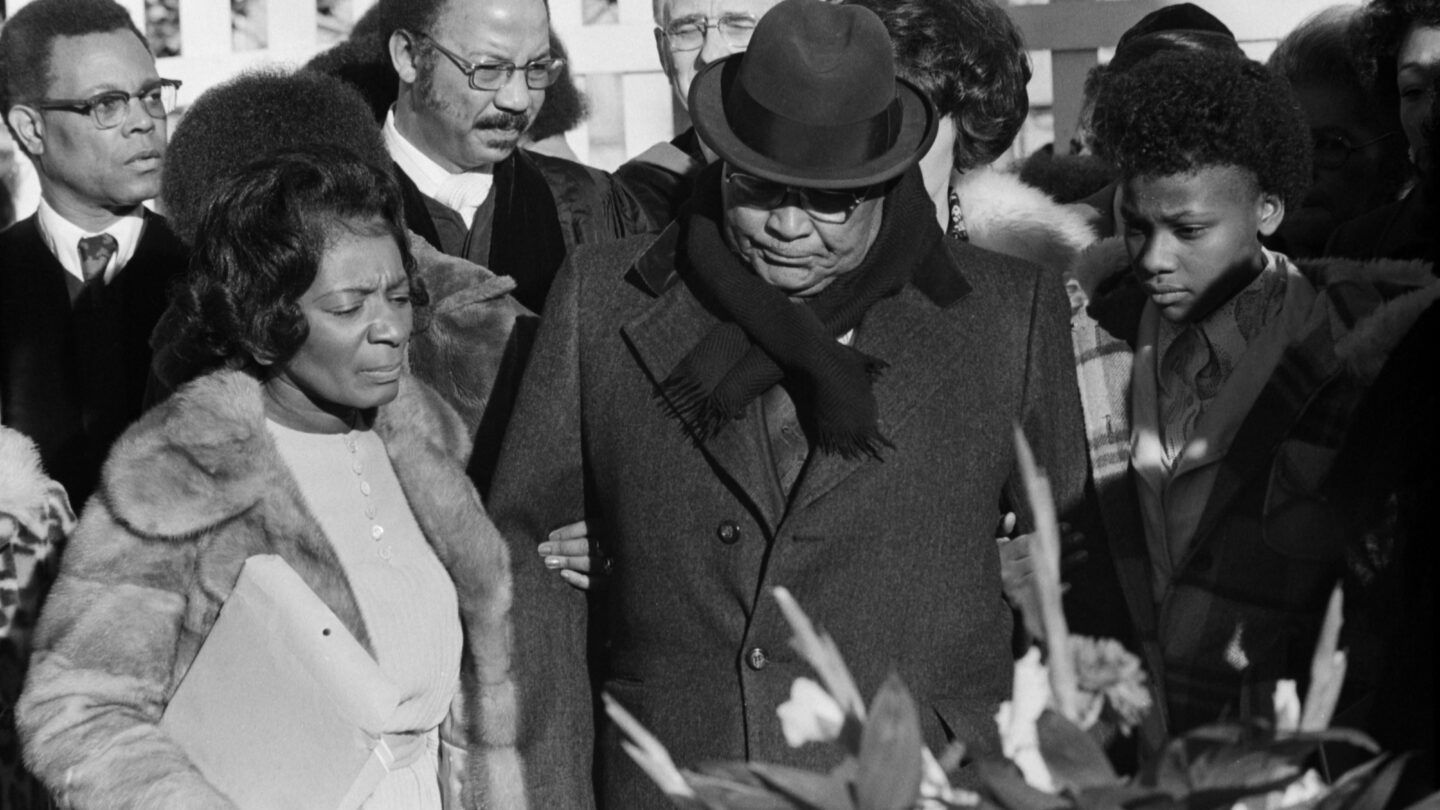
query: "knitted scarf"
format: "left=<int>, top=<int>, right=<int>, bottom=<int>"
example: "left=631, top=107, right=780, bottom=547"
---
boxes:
left=660, top=163, right=943, bottom=458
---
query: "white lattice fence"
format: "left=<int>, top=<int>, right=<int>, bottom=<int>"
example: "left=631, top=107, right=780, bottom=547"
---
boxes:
left=3, top=0, right=1360, bottom=214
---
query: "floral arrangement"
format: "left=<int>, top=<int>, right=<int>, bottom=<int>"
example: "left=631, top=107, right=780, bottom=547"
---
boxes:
left=605, top=429, right=1437, bottom=810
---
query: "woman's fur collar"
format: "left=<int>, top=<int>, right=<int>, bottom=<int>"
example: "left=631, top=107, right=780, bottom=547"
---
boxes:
left=954, top=167, right=1098, bottom=275
left=97, top=369, right=467, bottom=540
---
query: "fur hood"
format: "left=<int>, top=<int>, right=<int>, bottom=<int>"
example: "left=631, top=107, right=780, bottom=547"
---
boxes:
left=18, top=370, right=523, bottom=810
left=953, top=167, right=1098, bottom=276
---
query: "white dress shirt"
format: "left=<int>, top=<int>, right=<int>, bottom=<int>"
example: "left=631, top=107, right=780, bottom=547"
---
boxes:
left=382, top=109, right=493, bottom=229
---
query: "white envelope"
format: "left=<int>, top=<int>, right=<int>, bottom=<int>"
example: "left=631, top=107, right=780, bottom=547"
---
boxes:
left=161, top=554, right=401, bottom=810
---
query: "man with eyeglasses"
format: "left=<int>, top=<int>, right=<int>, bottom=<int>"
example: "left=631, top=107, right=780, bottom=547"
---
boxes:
left=488, top=1, right=1086, bottom=807
left=615, top=0, right=781, bottom=227
left=370, top=0, right=649, bottom=315
left=0, top=0, right=189, bottom=507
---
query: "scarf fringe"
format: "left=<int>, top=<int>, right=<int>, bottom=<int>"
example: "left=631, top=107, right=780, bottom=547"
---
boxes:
left=658, top=376, right=744, bottom=441
left=814, top=425, right=894, bottom=461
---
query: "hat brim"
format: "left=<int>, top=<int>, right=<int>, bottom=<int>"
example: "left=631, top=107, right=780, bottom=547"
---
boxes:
left=689, top=55, right=939, bottom=190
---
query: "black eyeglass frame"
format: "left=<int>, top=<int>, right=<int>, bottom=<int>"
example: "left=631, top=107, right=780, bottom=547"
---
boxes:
left=723, top=168, right=879, bottom=224
left=33, top=78, right=183, bottom=130
left=408, top=30, right=565, bottom=91
left=1312, top=131, right=1398, bottom=171
left=660, top=14, right=759, bottom=53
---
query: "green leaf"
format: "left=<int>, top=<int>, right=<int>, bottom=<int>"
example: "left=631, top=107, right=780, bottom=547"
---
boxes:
left=853, top=673, right=924, bottom=810
left=1037, top=710, right=1122, bottom=791
left=686, top=770, right=803, bottom=810
left=1338, top=754, right=1411, bottom=810
left=977, top=758, right=1072, bottom=810
left=1073, top=784, right=1174, bottom=810
left=1182, top=775, right=1304, bottom=810
left=749, top=761, right=855, bottom=810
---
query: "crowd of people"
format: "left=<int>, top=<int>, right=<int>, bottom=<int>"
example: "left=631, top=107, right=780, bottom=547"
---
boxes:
left=0, top=0, right=1435, bottom=807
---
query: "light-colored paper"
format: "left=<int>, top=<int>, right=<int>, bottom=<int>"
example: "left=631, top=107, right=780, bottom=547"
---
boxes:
left=161, top=555, right=400, bottom=810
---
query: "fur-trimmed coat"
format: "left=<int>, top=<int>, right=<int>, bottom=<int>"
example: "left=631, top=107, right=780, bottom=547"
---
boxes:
left=952, top=167, right=1098, bottom=278
left=1068, top=238, right=1440, bottom=740
left=16, top=370, right=523, bottom=810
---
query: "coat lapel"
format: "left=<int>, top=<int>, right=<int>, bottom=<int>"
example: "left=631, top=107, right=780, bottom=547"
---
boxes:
left=789, top=284, right=963, bottom=514
left=622, top=266, right=787, bottom=531
left=1181, top=317, right=1340, bottom=568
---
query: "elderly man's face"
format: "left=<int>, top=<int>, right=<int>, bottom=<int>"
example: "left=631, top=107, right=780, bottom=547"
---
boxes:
left=396, top=0, right=550, bottom=171
left=655, top=0, right=781, bottom=109
left=721, top=165, right=884, bottom=298
left=12, top=30, right=166, bottom=223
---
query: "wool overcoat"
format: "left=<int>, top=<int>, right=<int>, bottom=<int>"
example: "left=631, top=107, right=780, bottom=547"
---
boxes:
left=489, top=212, right=1089, bottom=809
left=17, top=370, right=525, bottom=810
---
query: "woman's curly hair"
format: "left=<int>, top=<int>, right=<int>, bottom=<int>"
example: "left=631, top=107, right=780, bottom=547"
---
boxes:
left=846, top=0, right=1030, bottom=171
left=170, top=145, right=421, bottom=373
left=1091, top=49, right=1312, bottom=210
left=1356, top=0, right=1440, bottom=101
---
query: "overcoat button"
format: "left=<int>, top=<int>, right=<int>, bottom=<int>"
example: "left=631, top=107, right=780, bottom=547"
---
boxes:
left=717, top=521, right=742, bottom=544
left=746, top=647, right=768, bottom=671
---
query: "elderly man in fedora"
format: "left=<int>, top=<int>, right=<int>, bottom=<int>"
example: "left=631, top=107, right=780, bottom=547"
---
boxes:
left=488, top=0, right=1087, bottom=806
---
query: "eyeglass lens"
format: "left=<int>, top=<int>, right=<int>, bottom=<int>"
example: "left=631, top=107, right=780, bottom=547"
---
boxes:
left=726, top=173, right=867, bottom=222
left=665, top=16, right=757, bottom=51
left=92, top=83, right=179, bottom=128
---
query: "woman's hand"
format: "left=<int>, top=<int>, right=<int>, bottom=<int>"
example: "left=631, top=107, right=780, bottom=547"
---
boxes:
left=538, top=520, right=606, bottom=591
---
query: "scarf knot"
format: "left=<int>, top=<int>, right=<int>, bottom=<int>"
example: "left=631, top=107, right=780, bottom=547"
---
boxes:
left=658, top=163, right=942, bottom=458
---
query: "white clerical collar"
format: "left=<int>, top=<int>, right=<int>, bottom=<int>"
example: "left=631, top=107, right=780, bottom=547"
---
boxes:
left=383, top=108, right=493, bottom=228
left=35, top=196, right=145, bottom=284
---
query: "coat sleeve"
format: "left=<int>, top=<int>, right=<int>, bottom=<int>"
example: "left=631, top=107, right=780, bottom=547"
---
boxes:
left=486, top=252, right=595, bottom=810
left=1008, top=267, right=1090, bottom=533
left=16, top=498, right=237, bottom=810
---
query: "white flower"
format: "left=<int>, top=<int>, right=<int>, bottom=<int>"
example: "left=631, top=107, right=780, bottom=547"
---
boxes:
left=1273, top=680, right=1301, bottom=733
left=777, top=677, right=846, bottom=748
left=995, top=648, right=1056, bottom=793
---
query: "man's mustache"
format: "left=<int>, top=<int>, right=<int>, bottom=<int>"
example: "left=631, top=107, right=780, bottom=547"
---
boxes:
left=477, top=111, right=530, bottom=132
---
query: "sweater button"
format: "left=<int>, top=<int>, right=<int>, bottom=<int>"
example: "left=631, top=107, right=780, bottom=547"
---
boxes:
left=746, top=646, right=768, bottom=671
left=717, top=520, right=742, bottom=545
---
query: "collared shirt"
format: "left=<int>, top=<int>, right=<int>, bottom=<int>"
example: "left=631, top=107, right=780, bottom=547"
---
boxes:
left=1129, top=248, right=1315, bottom=600
left=35, top=196, right=144, bottom=284
left=383, top=108, right=493, bottom=229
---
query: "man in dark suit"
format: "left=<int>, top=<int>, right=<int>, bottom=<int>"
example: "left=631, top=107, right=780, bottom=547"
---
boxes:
left=350, top=0, right=651, bottom=315
left=488, top=1, right=1087, bottom=806
left=0, top=0, right=188, bottom=506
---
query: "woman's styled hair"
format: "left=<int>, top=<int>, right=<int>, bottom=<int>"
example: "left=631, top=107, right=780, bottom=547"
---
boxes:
left=171, top=146, right=421, bottom=372
left=846, top=0, right=1031, bottom=171
left=1356, top=0, right=1440, bottom=102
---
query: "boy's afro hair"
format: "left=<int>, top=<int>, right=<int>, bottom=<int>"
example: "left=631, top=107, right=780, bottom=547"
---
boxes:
left=1091, top=49, right=1312, bottom=210
left=160, top=67, right=389, bottom=247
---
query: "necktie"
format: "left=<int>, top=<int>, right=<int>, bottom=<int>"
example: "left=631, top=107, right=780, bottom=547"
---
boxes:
left=1157, top=324, right=1221, bottom=465
left=77, top=233, right=119, bottom=283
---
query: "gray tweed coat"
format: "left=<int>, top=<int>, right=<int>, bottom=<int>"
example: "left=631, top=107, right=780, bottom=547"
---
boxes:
left=489, top=216, right=1089, bottom=810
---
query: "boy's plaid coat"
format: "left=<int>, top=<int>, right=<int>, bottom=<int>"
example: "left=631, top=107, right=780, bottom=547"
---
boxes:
left=1069, top=238, right=1440, bottom=742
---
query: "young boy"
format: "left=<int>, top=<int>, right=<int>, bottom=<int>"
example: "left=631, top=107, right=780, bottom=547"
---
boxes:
left=1070, top=48, right=1440, bottom=739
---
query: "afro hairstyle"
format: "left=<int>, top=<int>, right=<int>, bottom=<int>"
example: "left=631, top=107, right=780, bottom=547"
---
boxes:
left=846, top=0, right=1030, bottom=171
left=1090, top=49, right=1312, bottom=211
left=1356, top=0, right=1440, bottom=102
left=160, top=67, right=389, bottom=247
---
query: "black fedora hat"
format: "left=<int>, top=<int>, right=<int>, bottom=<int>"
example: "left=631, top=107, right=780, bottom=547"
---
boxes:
left=687, top=0, right=938, bottom=190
